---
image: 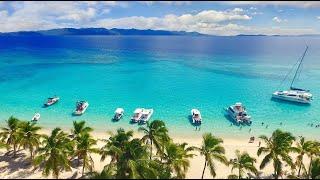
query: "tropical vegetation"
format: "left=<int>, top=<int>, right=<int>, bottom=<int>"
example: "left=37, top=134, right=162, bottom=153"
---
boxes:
left=0, top=116, right=319, bottom=179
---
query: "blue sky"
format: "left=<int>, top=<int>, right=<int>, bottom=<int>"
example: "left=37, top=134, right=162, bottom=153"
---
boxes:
left=0, top=1, right=319, bottom=35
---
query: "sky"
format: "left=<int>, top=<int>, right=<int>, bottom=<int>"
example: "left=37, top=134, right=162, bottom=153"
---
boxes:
left=0, top=1, right=319, bottom=35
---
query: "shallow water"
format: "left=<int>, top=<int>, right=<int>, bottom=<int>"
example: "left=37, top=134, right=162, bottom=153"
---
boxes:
left=0, top=35, right=319, bottom=140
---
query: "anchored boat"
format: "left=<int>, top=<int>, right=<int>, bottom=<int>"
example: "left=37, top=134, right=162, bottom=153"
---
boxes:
left=131, top=108, right=143, bottom=123
left=272, top=46, right=312, bottom=104
left=139, top=109, right=154, bottom=124
left=32, top=113, right=41, bottom=122
left=73, top=101, right=89, bottom=116
left=226, top=102, right=251, bottom=125
left=44, top=96, right=60, bottom=107
left=191, top=109, right=202, bottom=124
left=113, top=108, right=124, bottom=121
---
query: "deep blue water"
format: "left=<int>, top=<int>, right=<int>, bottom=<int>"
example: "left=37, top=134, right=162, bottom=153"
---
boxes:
left=0, top=35, right=319, bottom=139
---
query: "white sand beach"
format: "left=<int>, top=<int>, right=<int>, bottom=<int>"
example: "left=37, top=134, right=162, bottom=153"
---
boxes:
left=1, top=128, right=310, bottom=179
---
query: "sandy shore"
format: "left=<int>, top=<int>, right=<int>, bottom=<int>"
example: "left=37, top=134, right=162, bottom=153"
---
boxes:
left=0, top=128, right=310, bottom=179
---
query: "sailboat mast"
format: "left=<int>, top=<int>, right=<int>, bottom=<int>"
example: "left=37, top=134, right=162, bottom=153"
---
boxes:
left=290, top=46, right=308, bottom=89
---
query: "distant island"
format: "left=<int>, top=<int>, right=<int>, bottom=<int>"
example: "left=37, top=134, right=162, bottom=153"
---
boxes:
left=1, top=28, right=320, bottom=37
left=0, top=28, right=205, bottom=36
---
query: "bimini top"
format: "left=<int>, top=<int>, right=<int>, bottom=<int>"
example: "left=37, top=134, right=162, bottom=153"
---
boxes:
left=192, top=109, right=200, bottom=114
left=134, top=108, right=143, bottom=113
left=235, top=102, right=242, bottom=106
left=115, top=108, right=124, bottom=114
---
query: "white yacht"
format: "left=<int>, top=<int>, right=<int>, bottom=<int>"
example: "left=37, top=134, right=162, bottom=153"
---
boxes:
left=44, top=96, right=60, bottom=107
left=139, top=109, right=154, bottom=123
left=32, top=113, right=41, bottom=122
left=113, top=108, right=124, bottom=121
left=73, top=101, right=89, bottom=116
left=272, top=46, right=312, bottom=104
left=131, top=108, right=143, bottom=123
left=191, top=109, right=202, bottom=124
left=226, top=102, right=251, bottom=125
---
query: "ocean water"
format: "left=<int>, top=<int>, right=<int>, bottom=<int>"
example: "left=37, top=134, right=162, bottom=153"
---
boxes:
left=0, top=35, right=319, bottom=140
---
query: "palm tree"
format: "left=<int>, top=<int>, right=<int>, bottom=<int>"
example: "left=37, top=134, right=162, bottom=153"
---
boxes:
left=195, top=133, right=228, bottom=179
left=162, top=141, right=195, bottom=179
left=228, top=150, right=258, bottom=179
left=71, top=120, right=93, bottom=140
left=17, top=121, right=43, bottom=161
left=292, top=137, right=316, bottom=177
left=99, top=128, right=133, bottom=163
left=74, top=132, right=99, bottom=175
left=0, top=116, right=21, bottom=157
left=33, top=128, right=74, bottom=179
left=138, top=120, right=170, bottom=160
left=85, top=163, right=117, bottom=179
left=310, top=158, right=320, bottom=179
left=306, top=141, right=320, bottom=178
left=257, top=129, right=296, bottom=179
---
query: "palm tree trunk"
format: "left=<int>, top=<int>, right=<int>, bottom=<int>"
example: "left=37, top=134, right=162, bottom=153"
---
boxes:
left=30, top=148, right=33, bottom=161
left=150, top=139, right=153, bottom=160
left=308, top=156, right=313, bottom=178
left=298, top=163, right=302, bottom=177
left=82, top=158, right=86, bottom=175
left=201, top=160, right=207, bottom=179
left=13, top=143, right=17, bottom=157
left=239, top=167, right=241, bottom=179
left=78, top=155, right=81, bottom=166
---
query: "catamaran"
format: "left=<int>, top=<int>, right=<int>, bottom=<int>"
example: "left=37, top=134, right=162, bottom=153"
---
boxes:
left=272, top=46, right=313, bottom=104
left=73, top=101, right=89, bottom=116
left=139, top=109, right=154, bottom=124
left=226, top=102, right=251, bottom=125
left=113, top=108, right=124, bottom=121
left=191, top=109, right=202, bottom=124
left=44, top=96, right=60, bottom=107
left=131, top=108, right=143, bottom=123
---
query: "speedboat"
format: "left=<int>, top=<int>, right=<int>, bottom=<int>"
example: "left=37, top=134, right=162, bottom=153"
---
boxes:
left=191, top=109, right=202, bottom=124
left=272, top=89, right=312, bottom=104
left=73, top=101, right=89, bottom=116
left=226, top=102, right=251, bottom=125
left=272, top=46, right=312, bottom=104
left=44, top=96, right=60, bottom=107
left=113, top=108, right=124, bottom=121
left=131, top=108, right=143, bottom=123
left=32, top=113, right=41, bottom=122
left=139, top=109, right=154, bottom=124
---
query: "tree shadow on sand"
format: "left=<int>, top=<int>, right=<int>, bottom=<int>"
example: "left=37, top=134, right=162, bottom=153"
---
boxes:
left=0, top=150, right=32, bottom=175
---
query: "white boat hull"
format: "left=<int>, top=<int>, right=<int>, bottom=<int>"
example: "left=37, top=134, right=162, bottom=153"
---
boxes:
left=139, top=109, right=154, bottom=123
left=32, top=113, right=41, bottom=121
left=191, top=109, right=202, bottom=124
left=73, top=103, right=89, bottom=115
left=272, top=93, right=311, bottom=104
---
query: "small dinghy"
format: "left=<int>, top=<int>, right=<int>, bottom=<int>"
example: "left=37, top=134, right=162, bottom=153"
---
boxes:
left=32, top=113, right=41, bottom=122
left=73, top=101, right=89, bottom=116
left=113, top=108, right=124, bottom=121
left=44, top=96, right=60, bottom=107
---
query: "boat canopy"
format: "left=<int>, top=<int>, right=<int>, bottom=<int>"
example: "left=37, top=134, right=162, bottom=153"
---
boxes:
left=235, top=102, right=242, bottom=106
left=115, top=108, right=124, bottom=114
left=134, top=108, right=142, bottom=113
left=290, top=87, right=309, bottom=92
left=192, top=109, right=200, bottom=114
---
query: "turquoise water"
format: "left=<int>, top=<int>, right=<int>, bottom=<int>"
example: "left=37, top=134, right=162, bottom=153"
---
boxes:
left=0, top=36, right=319, bottom=140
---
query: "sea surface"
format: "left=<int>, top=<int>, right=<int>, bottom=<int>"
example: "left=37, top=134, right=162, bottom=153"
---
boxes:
left=0, top=35, right=319, bottom=140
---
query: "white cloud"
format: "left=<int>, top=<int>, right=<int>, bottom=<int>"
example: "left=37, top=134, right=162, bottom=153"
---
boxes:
left=220, top=1, right=320, bottom=8
left=317, top=16, right=320, bottom=20
left=139, top=1, right=192, bottom=6
left=272, top=16, right=287, bottom=23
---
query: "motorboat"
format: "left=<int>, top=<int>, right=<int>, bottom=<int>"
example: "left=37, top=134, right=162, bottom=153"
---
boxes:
left=131, top=108, right=143, bottom=123
left=272, top=46, right=312, bottom=104
left=226, top=102, right=251, bottom=125
left=113, top=108, right=124, bottom=121
left=139, top=109, right=154, bottom=124
left=32, top=113, right=41, bottom=122
left=44, top=96, right=60, bottom=107
left=73, top=101, right=89, bottom=116
left=191, top=109, right=202, bottom=124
